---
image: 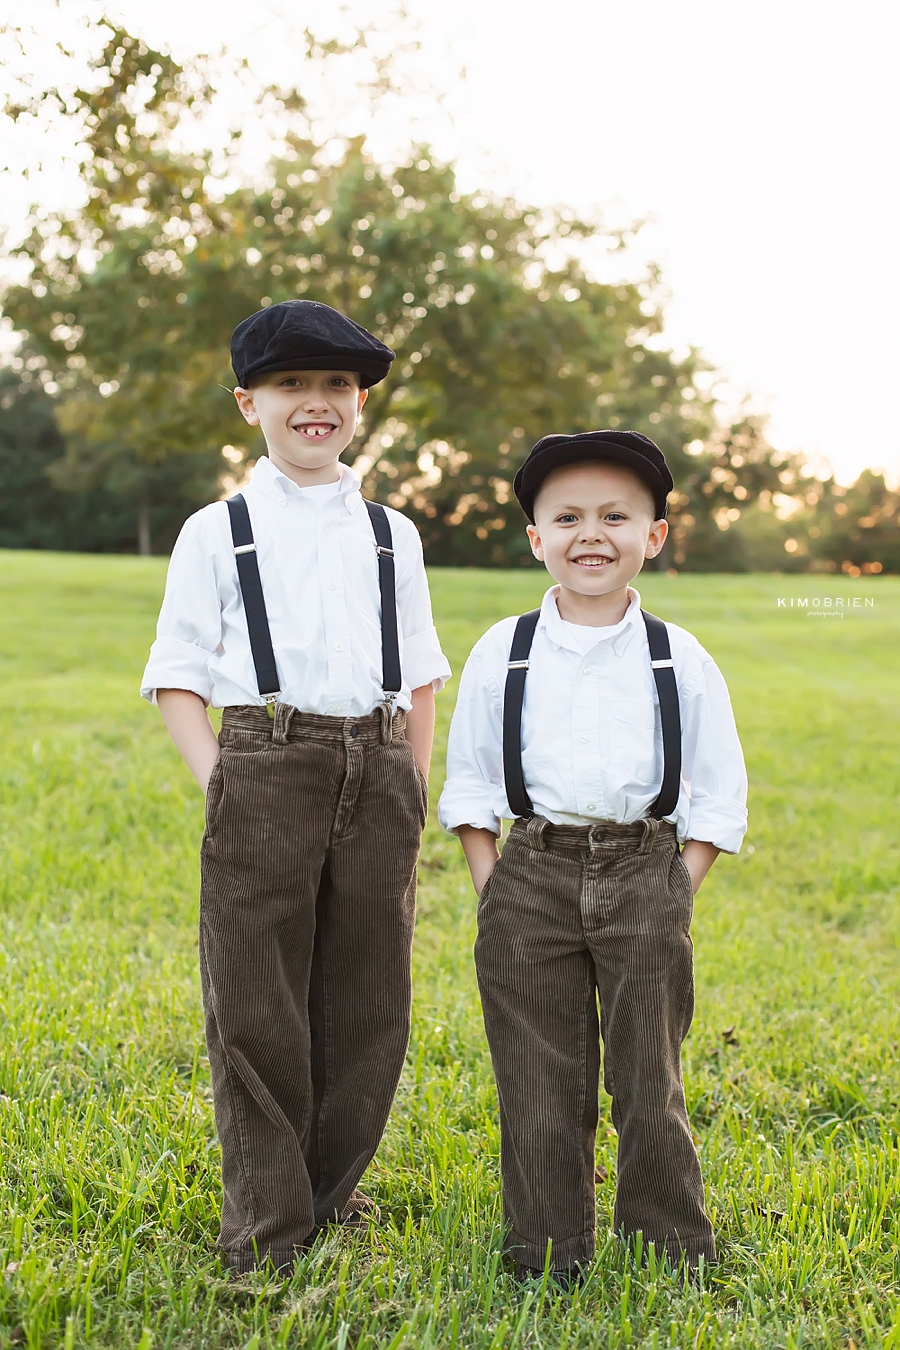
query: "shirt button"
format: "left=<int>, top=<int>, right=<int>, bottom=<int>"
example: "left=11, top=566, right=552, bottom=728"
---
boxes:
left=586, top=802, right=596, bottom=812
left=328, top=579, right=338, bottom=591
left=334, top=642, right=343, bottom=652
left=322, top=524, right=331, bottom=535
left=333, top=703, right=344, bottom=714
left=581, top=735, right=590, bottom=743
left=583, top=667, right=592, bottom=676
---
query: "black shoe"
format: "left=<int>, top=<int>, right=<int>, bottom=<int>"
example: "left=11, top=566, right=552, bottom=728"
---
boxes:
left=338, top=1190, right=382, bottom=1228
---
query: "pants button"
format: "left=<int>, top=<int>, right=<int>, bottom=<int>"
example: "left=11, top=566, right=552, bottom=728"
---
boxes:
left=350, top=725, right=359, bottom=738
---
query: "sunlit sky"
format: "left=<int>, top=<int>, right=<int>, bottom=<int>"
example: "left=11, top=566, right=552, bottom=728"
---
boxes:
left=2, top=0, right=898, bottom=485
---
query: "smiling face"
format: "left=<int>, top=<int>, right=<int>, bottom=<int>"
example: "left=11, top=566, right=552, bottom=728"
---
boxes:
left=233, top=368, right=367, bottom=484
left=526, top=460, right=669, bottom=624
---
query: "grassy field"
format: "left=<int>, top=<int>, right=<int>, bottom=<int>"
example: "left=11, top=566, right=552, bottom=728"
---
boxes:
left=0, top=551, right=898, bottom=1349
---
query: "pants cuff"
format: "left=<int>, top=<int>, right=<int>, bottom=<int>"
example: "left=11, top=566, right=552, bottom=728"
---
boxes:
left=222, top=1244, right=309, bottom=1275
left=504, top=1229, right=596, bottom=1270
left=619, top=1231, right=717, bottom=1268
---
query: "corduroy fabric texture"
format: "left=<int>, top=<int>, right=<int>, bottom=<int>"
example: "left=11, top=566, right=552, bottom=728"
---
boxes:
left=474, top=814, right=715, bottom=1271
left=199, top=701, right=426, bottom=1273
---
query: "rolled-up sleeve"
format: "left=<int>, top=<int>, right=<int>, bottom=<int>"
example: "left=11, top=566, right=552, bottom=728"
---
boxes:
left=680, top=653, right=748, bottom=853
left=140, top=513, right=222, bottom=704
left=393, top=515, right=451, bottom=692
left=438, top=639, right=505, bottom=835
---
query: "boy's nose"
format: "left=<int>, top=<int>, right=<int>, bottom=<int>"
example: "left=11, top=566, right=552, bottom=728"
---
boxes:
left=579, top=522, right=606, bottom=541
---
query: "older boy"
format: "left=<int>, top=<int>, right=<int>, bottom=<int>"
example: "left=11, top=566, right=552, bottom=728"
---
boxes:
left=439, top=430, right=747, bottom=1281
left=142, top=299, right=450, bottom=1273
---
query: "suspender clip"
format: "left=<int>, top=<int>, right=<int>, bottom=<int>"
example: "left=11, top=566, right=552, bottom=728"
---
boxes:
left=507, top=659, right=529, bottom=671
left=265, top=693, right=278, bottom=719
left=234, top=542, right=256, bottom=556
left=651, top=658, right=674, bottom=669
left=375, top=544, right=395, bottom=558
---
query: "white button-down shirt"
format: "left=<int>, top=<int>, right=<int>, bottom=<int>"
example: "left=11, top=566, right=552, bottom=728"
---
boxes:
left=141, top=457, right=451, bottom=714
left=438, top=585, right=748, bottom=853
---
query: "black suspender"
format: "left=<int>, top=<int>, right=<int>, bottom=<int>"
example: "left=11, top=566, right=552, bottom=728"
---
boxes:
left=362, top=500, right=402, bottom=700
left=501, top=610, right=541, bottom=819
left=501, top=608, right=682, bottom=821
left=225, top=493, right=401, bottom=715
left=641, top=610, right=682, bottom=821
left=225, top=495, right=280, bottom=711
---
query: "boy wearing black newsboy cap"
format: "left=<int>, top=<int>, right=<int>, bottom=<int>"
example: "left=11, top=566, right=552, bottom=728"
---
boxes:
left=143, top=299, right=450, bottom=1274
left=440, top=429, right=747, bottom=1282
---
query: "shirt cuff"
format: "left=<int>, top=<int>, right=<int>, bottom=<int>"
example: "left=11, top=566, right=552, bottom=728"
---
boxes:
left=403, top=626, right=452, bottom=693
left=140, top=637, right=214, bottom=705
left=684, top=799, right=748, bottom=854
left=437, top=780, right=502, bottom=836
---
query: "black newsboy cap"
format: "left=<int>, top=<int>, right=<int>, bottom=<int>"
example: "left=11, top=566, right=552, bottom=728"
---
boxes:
left=231, top=299, right=395, bottom=389
left=513, top=430, right=674, bottom=522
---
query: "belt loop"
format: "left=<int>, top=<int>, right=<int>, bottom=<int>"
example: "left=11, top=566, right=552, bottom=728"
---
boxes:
left=525, top=815, right=548, bottom=852
left=271, top=702, right=294, bottom=745
left=638, top=817, right=660, bottom=853
left=378, top=700, right=393, bottom=745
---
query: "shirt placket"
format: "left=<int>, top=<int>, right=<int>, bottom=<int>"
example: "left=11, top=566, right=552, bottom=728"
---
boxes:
left=318, top=505, right=355, bottom=715
left=572, top=646, right=608, bottom=818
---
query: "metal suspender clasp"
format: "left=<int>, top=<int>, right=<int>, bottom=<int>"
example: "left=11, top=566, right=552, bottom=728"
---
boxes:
left=650, top=658, right=674, bottom=668
left=375, top=544, right=395, bottom=558
left=234, top=542, right=256, bottom=556
left=265, top=693, right=278, bottom=719
left=507, top=659, right=530, bottom=670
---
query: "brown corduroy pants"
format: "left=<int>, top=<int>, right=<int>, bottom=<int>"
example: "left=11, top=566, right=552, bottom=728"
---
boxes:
left=199, top=702, right=426, bottom=1272
left=474, top=815, right=715, bottom=1271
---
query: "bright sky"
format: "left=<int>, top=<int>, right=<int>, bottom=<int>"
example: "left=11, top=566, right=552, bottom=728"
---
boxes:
left=2, top=0, right=898, bottom=485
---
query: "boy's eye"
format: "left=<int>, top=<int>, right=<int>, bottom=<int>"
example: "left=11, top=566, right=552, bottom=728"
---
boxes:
left=606, top=512, right=626, bottom=522
left=556, top=514, right=578, bottom=524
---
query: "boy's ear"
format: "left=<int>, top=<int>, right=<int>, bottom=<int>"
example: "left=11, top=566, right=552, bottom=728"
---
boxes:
left=233, top=387, right=260, bottom=426
left=526, top=522, right=544, bottom=561
left=357, top=386, right=368, bottom=415
left=644, top=518, right=669, bottom=558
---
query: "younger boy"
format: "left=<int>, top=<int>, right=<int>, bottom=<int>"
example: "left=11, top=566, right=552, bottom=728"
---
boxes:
left=142, top=299, right=450, bottom=1273
left=439, top=430, right=747, bottom=1280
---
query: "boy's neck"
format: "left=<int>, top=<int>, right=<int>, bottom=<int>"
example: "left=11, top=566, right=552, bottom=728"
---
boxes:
left=266, top=447, right=343, bottom=488
left=554, top=581, right=633, bottom=627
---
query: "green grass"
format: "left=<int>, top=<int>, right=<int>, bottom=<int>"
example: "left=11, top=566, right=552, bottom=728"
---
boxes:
left=0, top=552, right=898, bottom=1349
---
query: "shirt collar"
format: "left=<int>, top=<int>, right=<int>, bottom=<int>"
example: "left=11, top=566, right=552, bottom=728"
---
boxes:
left=538, top=584, right=643, bottom=656
left=247, top=456, right=363, bottom=512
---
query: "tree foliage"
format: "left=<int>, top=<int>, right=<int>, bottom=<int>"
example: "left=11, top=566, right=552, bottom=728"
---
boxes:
left=3, top=17, right=890, bottom=572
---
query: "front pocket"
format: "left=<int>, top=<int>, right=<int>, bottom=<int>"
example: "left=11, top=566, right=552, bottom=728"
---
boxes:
left=204, top=754, right=226, bottom=836
left=671, top=848, right=695, bottom=924
left=608, top=698, right=659, bottom=783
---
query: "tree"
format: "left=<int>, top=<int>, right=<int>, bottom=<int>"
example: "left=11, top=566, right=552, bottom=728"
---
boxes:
left=663, top=414, right=818, bottom=572
left=2, top=20, right=720, bottom=562
left=797, top=471, right=898, bottom=576
left=0, top=369, right=137, bottom=551
left=3, top=17, right=811, bottom=567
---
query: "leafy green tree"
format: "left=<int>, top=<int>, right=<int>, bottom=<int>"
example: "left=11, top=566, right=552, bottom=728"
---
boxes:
left=793, top=471, right=899, bottom=576
left=0, top=369, right=137, bottom=551
left=3, top=17, right=822, bottom=568
left=1, top=20, right=717, bottom=562
left=664, top=414, right=818, bottom=572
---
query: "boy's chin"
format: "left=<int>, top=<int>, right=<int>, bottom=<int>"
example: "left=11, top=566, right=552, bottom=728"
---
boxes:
left=271, top=441, right=349, bottom=469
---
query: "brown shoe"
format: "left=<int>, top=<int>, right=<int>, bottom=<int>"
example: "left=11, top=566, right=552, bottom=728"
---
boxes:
left=338, top=1190, right=381, bottom=1227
